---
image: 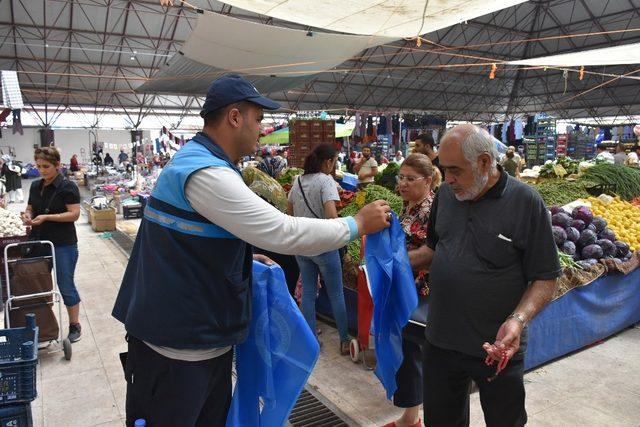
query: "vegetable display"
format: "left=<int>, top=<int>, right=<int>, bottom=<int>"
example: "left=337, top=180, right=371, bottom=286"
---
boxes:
left=339, top=184, right=403, bottom=263
left=276, top=168, right=304, bottom=185
left=537, top=157, right=579, bottom=178
left=549, top=204, right=634, bottom=264
left=374, top=162, right=400, bottom=191
left=580, top=164, right=640, bottom=200
left=339, top=184, right=403, bottom=218
left=529, top=180, right=591, bottom=206
left=335, top=189, right=355, bottom=212
left=587, top=196, right=640, bottom=252
left=558, top=250, right=581, bottom=270
left=0, top=208, right=26, bottom=237
left=242, top=167, right=288, bottom=213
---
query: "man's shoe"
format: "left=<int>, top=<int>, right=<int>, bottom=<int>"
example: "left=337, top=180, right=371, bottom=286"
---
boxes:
left=68, top=323, right=82, bottom=342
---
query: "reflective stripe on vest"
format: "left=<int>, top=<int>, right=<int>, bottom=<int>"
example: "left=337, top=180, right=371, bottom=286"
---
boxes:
left=144, top=205, right=237, bottom=239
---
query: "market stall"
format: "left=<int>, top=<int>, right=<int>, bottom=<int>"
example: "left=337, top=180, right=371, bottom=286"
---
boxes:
left=316, top=160, right=640, bottom=372
left=81, top=163, right=161, bottom=235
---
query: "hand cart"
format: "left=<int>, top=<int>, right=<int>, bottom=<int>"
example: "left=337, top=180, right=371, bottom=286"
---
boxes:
left=348, top=237, right=377, bottom=370
left=348, top=237, right=430, bottom=370
left=3, top=241, right=72, bottom=360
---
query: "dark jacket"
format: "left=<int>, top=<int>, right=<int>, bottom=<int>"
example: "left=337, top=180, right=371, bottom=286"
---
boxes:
left=112, top=133, right=253, bottom=349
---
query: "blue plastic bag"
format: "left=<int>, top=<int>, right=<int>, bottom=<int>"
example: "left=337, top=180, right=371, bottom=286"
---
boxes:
left=365, top=214, right=418, bottom=399
left=227, top=261, right=320, bottom=427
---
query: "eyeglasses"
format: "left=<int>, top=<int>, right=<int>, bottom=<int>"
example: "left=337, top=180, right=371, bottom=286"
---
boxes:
left=396, top=174, right=426, bottom=183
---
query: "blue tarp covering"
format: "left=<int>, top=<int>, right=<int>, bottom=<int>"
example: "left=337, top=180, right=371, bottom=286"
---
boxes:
left=525, top=268, right=640, bottom=370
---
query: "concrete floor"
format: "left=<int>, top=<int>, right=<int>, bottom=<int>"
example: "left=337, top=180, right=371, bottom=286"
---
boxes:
left=7, top=179, right=640, bottom=426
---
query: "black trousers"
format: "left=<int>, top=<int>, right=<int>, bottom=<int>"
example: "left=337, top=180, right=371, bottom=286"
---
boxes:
left=122, top=336, right=233, bottom=427
left=423, top=340, right=526, bottom=427
left=393, top=325, right=423, bottom=408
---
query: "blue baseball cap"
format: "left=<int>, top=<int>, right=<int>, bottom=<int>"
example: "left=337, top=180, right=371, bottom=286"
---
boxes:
left=200, top=74, right=280, bottom=118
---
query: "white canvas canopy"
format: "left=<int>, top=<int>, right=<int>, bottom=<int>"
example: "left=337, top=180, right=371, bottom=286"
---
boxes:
left=181, top=10, right=395, bottom=76
left=218, top=0, right=527, bottom=37
left=508, top=42, right=640, bottom=67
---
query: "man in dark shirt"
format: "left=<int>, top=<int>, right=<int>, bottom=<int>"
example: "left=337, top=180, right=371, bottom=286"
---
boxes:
left=413, top=133, right=444, bottom=176
left=409, top=124, right=560, bottom=427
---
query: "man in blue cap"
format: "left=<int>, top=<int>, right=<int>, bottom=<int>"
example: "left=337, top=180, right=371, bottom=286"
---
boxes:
left=112, top=74, right=392, bottom=426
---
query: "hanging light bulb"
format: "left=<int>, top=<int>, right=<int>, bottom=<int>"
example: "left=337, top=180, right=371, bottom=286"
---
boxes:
left=579, top=66, right=585, bottom=81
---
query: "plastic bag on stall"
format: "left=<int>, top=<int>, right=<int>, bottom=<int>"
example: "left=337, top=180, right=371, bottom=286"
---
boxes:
left=227, top=261, right=320, bottom=427
left=365, top=213, right=418, bottom=399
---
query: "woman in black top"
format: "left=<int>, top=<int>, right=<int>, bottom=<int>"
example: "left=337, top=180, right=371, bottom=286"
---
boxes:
left=21, top=147, right=83, bottom=342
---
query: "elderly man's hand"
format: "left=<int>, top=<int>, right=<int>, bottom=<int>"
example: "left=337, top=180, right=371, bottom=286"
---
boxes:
left=160, top=0, right=173, bottom=6
left=482, top=317, right=523, bottom=370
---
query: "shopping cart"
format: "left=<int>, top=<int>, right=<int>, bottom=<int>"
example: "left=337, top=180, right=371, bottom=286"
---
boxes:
left=3, top=241, right=72, bottom=361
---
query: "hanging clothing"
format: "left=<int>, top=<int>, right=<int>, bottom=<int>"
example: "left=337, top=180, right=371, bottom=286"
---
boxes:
left=507, top=120, right=516, bottom=143
left=1, top=71, right=24, bottom=109
left=378, top=115, right=388, bottom=135
left=392, top=115, right=400, bottom=135
left=12, top=109, right=23, bottom=135
left=524, top=116, right=535, bottom=135
left=366, top=116, right=374, bottom=136
left=514, top=119, right=524, bottom=140
left=354, top=113, right=362, bottom=137
left=501, top=122, right=508, bottom=143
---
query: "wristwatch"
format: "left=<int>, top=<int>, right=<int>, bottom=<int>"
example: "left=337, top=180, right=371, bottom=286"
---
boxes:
left=508, top=312, right=527, bottom=327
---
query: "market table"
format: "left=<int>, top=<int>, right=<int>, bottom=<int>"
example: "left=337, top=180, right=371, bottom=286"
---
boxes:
left=525, top=268, right=640, bottom=370
left=317, top=268, right=640, bottom=370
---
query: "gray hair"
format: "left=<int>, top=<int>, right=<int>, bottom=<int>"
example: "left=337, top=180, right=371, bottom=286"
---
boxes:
left=460, top=126, right=498, bottom=170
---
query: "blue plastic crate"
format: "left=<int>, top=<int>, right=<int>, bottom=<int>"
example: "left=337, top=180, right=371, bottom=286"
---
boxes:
left=0, top=315, right=38, bottom=404
left=0, top=403, right=32, bottom=427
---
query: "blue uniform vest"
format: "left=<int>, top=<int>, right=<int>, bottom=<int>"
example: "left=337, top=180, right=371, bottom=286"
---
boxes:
left=112, top=133, right=253, bottom=349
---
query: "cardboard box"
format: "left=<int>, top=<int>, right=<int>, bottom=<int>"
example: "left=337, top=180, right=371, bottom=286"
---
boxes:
left=90, top=207, right=116, bottom=232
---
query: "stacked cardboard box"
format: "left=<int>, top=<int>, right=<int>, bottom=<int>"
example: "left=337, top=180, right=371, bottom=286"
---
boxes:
left=90, top=207, right=116, bottom=232
left=288, top=120, right=336, bottom=168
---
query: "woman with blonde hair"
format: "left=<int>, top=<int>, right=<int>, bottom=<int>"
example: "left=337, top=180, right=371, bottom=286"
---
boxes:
left=385, top=153, right=437, bottom=427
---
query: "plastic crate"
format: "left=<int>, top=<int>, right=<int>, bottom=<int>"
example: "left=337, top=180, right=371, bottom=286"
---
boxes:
left=123, top=204, right=143, bottom=220
left=0, top=314, right=38, bottom=404
left=0, top=403, right=32, bottom=427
